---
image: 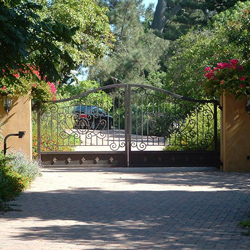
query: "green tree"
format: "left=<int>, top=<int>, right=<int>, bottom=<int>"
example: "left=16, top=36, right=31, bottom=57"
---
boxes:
left=0, top=0, right=113, bottom=84
left=152, top=0, right=248, bottom=41
left=90, top=0, right=169, bottom=85
left=162, top=1, right=250, bottom=99
left=36, top=0, right=114, bottom=70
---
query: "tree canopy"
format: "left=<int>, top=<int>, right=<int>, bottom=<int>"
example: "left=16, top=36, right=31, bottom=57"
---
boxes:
left=152, top=0, right=248, bottom=41
left=0, top=0, right=113, bottom=82
left=90, top=0, right=169, bottom=85
left=0, top=0, right=113, bottom=103
left=161, top=0, right=250, bottom=98
left=3, top=0, right=247, bottom=102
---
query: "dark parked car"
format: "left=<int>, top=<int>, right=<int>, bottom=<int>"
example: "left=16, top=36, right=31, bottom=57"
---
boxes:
left=74, top=105, right=113, bottom=129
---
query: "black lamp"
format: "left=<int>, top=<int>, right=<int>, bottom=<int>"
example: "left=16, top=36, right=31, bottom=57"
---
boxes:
left=3, top=131, right=26, bottom=155
left=2, top=94, right=13, bottom=114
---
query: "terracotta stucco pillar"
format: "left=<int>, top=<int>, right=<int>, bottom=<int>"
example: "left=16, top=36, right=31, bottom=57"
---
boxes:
left=221, top=93, right=250, bottom=172
left=0, top=96, right=32, bottom=160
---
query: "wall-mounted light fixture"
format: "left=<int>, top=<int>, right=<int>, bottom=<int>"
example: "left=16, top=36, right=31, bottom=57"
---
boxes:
left=3, top=131, right=26, bottom=155
left=2, top=93, right=13, bottom=114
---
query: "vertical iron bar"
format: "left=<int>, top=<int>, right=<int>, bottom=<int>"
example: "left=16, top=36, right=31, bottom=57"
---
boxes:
left=174, top=102, right=177, bottom=146
left=214, top=101, right=218, bottom=167
left=125, top=84, right=131, bottom=167
left=158, top=96, right=160, bottom=145
left=57, top=105, right=59, bottom=147
left=107, top=93, right=109, bottom=145
left=128, top=85, right=132, bottom=166
left=124, top=85, right=129, bottom=167
left=117, top=92, right=120, bottom=146
left=168, top=99, right=171, bottom=146
left=135, top=95, right=138, bottom=143
left=202, top=105, right=205, bottom=143
left=84, top=104, right=87, bottom=146
left=141, top=92, right=143, bottom=141
left=146, top=94, right=149, bottom=145
left=37, top=102, right=41, bottom=162
left=50, top=105, right=53, bottom=150
left=163, top=101, right=166, bottom=147
left=196, top=108, right=199, bottom=148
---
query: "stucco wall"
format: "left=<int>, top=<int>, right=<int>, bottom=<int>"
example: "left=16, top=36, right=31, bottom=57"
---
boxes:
left=0, top=96, right=32, bottom=160
left=221, top=94, right=250, bottom=172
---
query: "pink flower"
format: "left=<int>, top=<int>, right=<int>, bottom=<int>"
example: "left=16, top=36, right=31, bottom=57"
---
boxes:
left=230, top=59, right=239, bottom=65
left=33, top=84, right=37, bottom=87
left=204, top=67, right=211, bottom=71
left=2, top=69, right=5, bottom=72
left=13, top=73, right=19, bottom=78
left=205, top=72, right=214, bottom=79
left=33, top=70, right=41, bottom=79
left=239, top=76, right=246, bottom=81
left=239, top=84, right=245, bottom=88
left=47, top=82, right=57, bottom=100
left=217, top=63, right=224, bottom=69
left=217, top=62, right=230, bottom=69
left=2, top=86, right=6, bottom=90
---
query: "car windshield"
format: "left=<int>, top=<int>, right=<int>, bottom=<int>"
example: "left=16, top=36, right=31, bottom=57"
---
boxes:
left=92, top=107, right=104, bottom=114
left=74, top=106, right=105, bottom=114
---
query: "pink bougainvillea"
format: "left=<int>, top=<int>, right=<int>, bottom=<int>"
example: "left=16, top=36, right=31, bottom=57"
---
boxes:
left=48, top=82, right=57, bottom=101
left=0, top=64, right=57, bottom=102
left=204, top=72, right=214, bottom=79
left=230, top=59, right=239, bottom=65
left=201, top=59, right=250, bottom=99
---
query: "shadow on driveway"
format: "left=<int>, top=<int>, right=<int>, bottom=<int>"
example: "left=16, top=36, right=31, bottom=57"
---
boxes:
left=1, top=167, right=250, bottom=249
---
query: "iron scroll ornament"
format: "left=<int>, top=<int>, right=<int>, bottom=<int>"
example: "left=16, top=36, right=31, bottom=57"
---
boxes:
left=38, top=84, right=219, bottom=153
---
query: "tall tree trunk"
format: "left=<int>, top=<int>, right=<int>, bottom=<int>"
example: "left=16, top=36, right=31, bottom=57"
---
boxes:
left=152, top=0, right=167, bottom=32
left=152, top=0, right=181, bottom=32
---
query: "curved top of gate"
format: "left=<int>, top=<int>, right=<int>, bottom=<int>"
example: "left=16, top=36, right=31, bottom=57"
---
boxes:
left=53, top=83, right=219, bottom=105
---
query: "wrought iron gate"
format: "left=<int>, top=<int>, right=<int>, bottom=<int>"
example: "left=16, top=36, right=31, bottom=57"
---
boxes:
left=38, top=84, right=220, bottom=167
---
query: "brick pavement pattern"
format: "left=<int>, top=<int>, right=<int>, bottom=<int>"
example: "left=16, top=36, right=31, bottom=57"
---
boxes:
left=1, top=167, right=250, bottom=250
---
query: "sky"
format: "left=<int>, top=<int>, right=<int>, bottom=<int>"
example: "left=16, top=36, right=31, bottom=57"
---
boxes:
left=142, top=0, right=158, bottom=9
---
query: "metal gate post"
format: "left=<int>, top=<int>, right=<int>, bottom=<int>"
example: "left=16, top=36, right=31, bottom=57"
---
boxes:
left=213, top=101, right=218, bottom=167
left=125, top=84, right=132, bottom=167
left=37, top=102, right=42, bottom=162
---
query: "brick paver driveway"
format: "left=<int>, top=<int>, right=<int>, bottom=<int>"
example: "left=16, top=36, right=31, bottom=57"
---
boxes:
left=1, top=167, right=250, bottom=250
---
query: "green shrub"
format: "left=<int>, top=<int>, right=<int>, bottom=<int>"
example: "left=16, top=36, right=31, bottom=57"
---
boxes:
left=0, top=151, right=41, bottom=202
left=0, top=153, right=29, bottom=201
left=7, top=151, right=41, bottom=181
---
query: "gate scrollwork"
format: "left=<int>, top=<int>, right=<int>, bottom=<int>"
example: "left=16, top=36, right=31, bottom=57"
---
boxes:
left=38, top=84, right=219, bottom=156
